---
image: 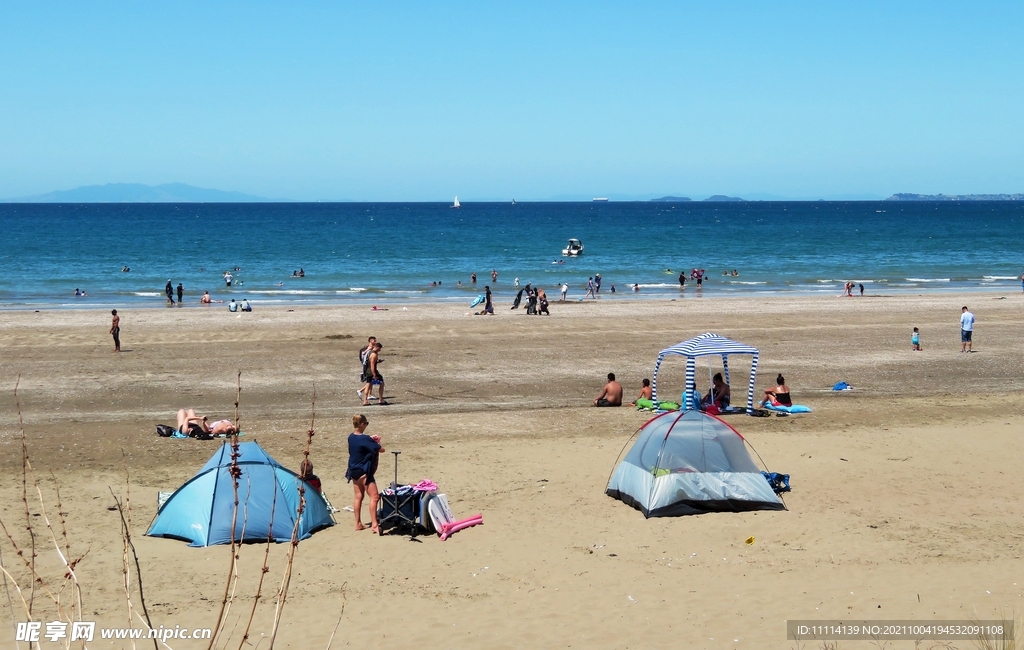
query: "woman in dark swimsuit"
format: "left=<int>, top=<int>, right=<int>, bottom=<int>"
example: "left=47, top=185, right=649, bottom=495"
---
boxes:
left=346, top=414, right=384, bottom=532
left=761, top=374, right=791, bottom=407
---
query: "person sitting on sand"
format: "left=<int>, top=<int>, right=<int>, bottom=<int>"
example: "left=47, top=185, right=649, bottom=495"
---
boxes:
left=201, top=291, right=211, bottom=304
left=593, top=373, right=623, bottom=407
left=702, top=372, right=731, bottom=409
left=176, top=409, right=237, bottom=436
left=299, top=458, right=322, bottom=493
left=346, top=414, right=384, bottom=532
left=759, top=374, right=791, bottom=407
left=631, top=378, right=652, bottom=405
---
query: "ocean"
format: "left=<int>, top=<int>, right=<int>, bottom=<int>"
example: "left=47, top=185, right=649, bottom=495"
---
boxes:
left=1, top=201, right=1023, bottom=309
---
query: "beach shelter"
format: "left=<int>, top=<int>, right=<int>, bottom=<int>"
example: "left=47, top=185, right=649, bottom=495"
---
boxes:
left=606, top=409, right=785, bottom=517
left=146, top=441, right=334, bottom=547
left=651, top=332, right=760, bottom=413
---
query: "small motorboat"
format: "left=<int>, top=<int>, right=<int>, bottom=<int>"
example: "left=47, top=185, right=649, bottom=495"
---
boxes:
left=562, top=239, right=584, bottom=257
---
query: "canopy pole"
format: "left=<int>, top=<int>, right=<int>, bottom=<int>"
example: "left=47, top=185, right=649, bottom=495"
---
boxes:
left=652, top=354, right=664, bottom=403
left=722, top=354, right=731, bottom=386
left=747, top=352, right=759, bottom=413
left=684, top=357, right=696, bottom=410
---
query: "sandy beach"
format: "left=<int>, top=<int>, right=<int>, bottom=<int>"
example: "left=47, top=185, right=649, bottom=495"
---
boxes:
left=2, top=292, right=1024, bottom=649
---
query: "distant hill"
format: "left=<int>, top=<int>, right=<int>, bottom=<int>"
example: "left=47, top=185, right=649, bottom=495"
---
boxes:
left=886, top=193, right=1024, bottom=201
left=703, top=195, right=746, bottom=202
left=650, top=195, right=692, bottom=202
left=2, top=183, right=279, bottom=203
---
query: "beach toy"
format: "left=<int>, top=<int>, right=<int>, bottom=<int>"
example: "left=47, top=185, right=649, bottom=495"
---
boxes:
left=439, top=514, right=483, bottom=541
left=469, top=294, right=485, bottom=308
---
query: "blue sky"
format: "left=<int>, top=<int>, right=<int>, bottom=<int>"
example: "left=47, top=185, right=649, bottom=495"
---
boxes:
left=1, top=2, right=1021, bottom=200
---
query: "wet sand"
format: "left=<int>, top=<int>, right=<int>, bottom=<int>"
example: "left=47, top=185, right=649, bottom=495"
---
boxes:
left=2, top=292, right=1023, bottom=648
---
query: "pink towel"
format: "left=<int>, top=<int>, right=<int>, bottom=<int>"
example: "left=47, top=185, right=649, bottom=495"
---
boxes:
left=412, top=479, right=438, bottom=492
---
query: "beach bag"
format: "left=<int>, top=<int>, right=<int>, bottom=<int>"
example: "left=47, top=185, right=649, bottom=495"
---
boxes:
left=155, top=424, right=176, bottom=437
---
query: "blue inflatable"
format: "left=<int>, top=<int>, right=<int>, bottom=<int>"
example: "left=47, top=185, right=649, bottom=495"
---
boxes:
left=469, top=294, right=485, bottom=308
left=764, top=403, right=812, bottom=414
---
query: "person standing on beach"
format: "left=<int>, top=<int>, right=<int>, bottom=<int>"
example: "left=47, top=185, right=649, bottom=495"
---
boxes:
left=165, top=280, right=175, bottom=305
left=176, top=283, right=183, bottom=304
left=346, top=414, right=383, bottom=533
left=960, top=306, right=975, bottom=353
left=585, top=277, right=596, bottom=300
left=560, top=283, right=568, bottom=301
left=859, top=283, right=864, bottom=296
left=110, top=309, right=120, bottom=352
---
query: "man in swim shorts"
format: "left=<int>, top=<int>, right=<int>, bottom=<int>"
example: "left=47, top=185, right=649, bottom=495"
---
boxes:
left=110, top=309, right=120, bottom=352
left=593, top=373, right=623, bottom=407
left=960, top=306, right=975, bottom=352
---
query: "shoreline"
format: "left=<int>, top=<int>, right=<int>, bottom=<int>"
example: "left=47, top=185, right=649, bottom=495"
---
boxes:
left=2, top=284, right=1021, bottom=312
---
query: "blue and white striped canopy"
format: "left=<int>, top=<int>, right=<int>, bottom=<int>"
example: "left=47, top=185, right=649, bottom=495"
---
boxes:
left=652, top=332, right=760, bottom=413
left=658, top=333, right=759, bottom=358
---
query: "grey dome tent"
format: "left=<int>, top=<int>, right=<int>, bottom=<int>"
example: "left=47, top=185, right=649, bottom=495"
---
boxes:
left=147, top=441, right=334, bottom=547
left=651, top=332, right=760, bottom=413
left=606, top=409, right=785, bottom=517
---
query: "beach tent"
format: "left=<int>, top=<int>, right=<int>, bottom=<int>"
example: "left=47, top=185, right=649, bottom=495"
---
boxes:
left=146, top=441, right=334, bottom=547
left=651, top=332, right=760, bottom=413
left=606, top=409, right=785, bottom=517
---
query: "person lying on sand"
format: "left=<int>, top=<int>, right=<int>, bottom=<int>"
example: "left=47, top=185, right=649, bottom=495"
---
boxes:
left=176, top=408, right=238, bottom=436
left=593, top=373, right=623, bottom=407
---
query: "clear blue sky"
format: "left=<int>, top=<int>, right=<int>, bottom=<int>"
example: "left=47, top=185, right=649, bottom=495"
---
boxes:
left=1, top=2, right=1022, bottom=200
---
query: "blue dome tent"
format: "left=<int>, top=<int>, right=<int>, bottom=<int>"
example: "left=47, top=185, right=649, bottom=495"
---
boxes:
left=147, top=441, right=334, bottom=547
left=651, top=332, right=760, bottom=414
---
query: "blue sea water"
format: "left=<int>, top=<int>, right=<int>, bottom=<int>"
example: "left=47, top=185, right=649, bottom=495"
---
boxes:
left=1, top=201, right=1023, bottom=309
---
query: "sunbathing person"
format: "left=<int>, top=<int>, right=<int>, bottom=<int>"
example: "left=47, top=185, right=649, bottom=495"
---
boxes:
left=593, top=373, right=623, bottom=407
left=760, top=374, right=791, bottom=407
left=175, top=409, right=237, bottom=436
left=631, top=378, right=653, bottom=405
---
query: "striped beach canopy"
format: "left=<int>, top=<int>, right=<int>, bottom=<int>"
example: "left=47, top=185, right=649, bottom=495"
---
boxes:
left=651, top=332, right=760, bottom=413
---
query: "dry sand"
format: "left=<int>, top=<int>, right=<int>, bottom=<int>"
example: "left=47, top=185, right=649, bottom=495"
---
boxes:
left=2, top=292, right=1024, bottom=649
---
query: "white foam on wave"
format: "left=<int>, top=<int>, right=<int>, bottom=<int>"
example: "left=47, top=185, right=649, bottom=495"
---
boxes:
left=382, top=290, right=426, bottom=294
left=131, top=292, right=161, bottom=296
left=983, top=276, right=1018, bottom=280
left=258, top=290, right=330, bottom=295
left=341, top=287, right=368, bottom=292
left=906, top=278, right=950, bottom=282
left=728, top=281, right=767, bottom=285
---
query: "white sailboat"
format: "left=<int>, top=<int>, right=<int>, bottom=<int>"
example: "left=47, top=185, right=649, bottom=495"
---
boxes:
left=451, top=196, right=461, bottom=209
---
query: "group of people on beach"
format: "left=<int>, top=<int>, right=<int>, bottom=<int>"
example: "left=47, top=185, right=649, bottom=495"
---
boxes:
left=843, top=281, right=865, bottom=297
left=510, top=284, right=549, bottom=314
left=165, top=280, right=183, bottom=305
left=358, top=336, right=387, bottom=405
left=592, top=370, right=789, bottom=412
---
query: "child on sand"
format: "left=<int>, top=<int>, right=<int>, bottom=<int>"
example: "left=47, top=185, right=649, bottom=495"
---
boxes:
left=911, top=327, right=921, bottom=351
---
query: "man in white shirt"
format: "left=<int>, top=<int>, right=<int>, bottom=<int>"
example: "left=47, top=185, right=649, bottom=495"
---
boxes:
left=960, top=306, right=975, bottom=353
left=560, top=283, right=568, bottom=302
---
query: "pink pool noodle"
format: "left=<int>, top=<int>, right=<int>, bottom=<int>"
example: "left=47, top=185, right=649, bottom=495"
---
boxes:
left=439, top=514, right=483, bottom=541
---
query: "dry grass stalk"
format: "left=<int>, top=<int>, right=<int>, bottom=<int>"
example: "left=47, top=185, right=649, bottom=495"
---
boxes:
left=266, top=386, right=318, bottom=649
left=237, top=484, right=279, bottom=650
left=16, top=377, right=38, bottom=615
left=323, top=583, right=347, bottom=650
left=208, top=372, right=245, bottom=650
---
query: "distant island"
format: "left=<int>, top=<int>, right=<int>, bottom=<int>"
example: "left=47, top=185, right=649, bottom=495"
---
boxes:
left=650, top=196, right=692, bottom=202
left=886, top=193, right=1024, bottom=201
left=2, top=183, right=278, bottom=203
left=703, top=195, right=746, bottom=202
